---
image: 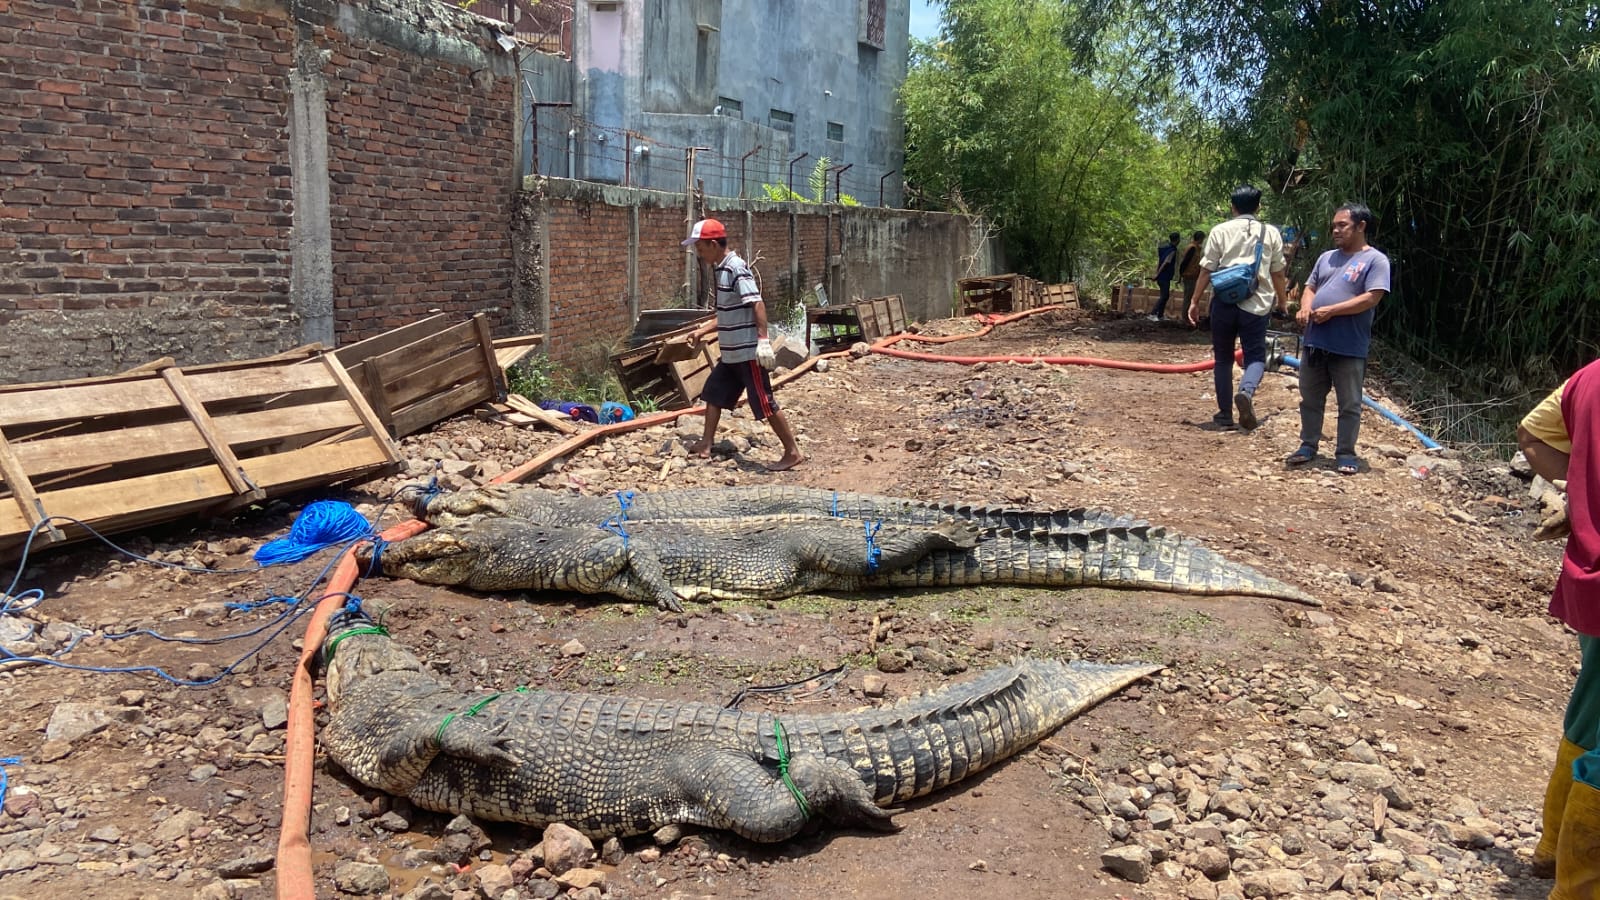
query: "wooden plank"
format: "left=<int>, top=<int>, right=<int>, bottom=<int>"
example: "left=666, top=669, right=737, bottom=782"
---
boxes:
left=0, top=427, right=63, bottom=540
left=472, top=315, right=506, bottom=399
left=381, top=349, right=486, bottom=415
left=366, top=320, right=480, bottom=376
left=505, top=394, right=580, bottom=435
left=186, top=365, right=340, bottom=404
left=0, top=438, right=394, bottom=547
left=160, top=367, right=261, bottom=500
left=9, top=401, right=362, bottom=477
left=120, top=357, right=176, bottom=376
left=0, top=461, right=235, bottom=543
left=331, top=314, right=451, bottom=369
left=887, top=295, right=907, bottom=333
left=494, top=333, right=545, bottom=371
left=390, top=381, right=498, bottom=438
left=317, top=353, right=403, bottom=463
left=0, top=378, right=181, bottom=428
left=362, top=352, right=399, bottom=433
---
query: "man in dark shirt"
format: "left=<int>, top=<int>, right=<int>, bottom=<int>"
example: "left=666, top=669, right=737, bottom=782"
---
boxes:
left=1148, top=232, right=1180, bottom=321
left=1283, top=203, right=1390, bottom=474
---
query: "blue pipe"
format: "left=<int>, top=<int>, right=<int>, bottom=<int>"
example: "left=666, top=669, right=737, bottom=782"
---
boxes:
left=1281, top=353, right=1442, bottom=450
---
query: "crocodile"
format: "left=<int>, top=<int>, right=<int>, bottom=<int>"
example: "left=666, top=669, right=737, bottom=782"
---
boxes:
left=413, top=483, right=1145, bottom=534
left=360, top=513, right=1319, bottom=607
left=319, top=608, right=1160, bottom=841
left=364, top=515, right=981, bottom=612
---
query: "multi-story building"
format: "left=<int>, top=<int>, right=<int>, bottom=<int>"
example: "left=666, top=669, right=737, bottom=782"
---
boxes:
left=521, top=0, right=909, bottom=206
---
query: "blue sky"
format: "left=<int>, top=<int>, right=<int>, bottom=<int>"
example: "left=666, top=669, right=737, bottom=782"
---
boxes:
left=909, top=0, right=940, bottom=41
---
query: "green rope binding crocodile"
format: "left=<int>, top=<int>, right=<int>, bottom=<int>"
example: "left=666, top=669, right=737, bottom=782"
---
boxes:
left=319, top=609, right=1160, bottom=842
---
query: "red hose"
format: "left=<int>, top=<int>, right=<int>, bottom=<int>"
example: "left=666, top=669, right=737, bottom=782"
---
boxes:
left=871, top=343, right=1236, bottom=372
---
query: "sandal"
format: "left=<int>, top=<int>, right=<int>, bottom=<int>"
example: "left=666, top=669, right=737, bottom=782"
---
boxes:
left=1284, top=446, right=1317, bottom=466
left=1335, top=457, right=1361, bottom=476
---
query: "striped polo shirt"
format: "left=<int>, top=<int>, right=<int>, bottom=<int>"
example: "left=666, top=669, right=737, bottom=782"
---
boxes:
left=713, top=251, right=763, bottom=363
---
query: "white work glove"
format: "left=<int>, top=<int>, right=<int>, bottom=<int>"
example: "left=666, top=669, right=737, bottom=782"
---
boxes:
left=756, top=338, right=776, bottom=370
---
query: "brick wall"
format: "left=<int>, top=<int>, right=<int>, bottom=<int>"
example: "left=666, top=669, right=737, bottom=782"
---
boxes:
left=0, top=0, right=297, bottom=382
left=637, top=205, right=687, bottom=309
left=545, top=197, right=632, bottom=368
left=0, top=0, right=520, bottom=384
left=322, top=16, right=515, bottom=339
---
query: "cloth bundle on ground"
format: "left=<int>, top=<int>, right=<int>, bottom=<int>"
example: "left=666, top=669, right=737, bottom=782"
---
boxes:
left=538, top=400, right=600, bottom=424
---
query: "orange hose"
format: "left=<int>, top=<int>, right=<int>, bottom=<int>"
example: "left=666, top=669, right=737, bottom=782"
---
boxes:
left=275, top=518, right=427, bottom=899
left=274, top=351, right=848, bottom=897
left=871, top=343, right=1235, bottom=372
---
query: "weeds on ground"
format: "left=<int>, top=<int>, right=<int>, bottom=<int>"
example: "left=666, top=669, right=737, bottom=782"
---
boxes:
left=506, top=349, right=659, bottom=413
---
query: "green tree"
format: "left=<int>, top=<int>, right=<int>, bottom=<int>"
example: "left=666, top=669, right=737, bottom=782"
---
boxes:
left=902, top=0, right=1222, bottom=282
left=1109, top=0, right=1600, bottom=384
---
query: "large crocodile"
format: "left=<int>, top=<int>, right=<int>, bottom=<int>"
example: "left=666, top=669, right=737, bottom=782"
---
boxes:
left=360, top=513, right=1319, bottom=607
left=319, top=608, right=1160, bottom=841
left=414, top=483, right=1145, bottom=534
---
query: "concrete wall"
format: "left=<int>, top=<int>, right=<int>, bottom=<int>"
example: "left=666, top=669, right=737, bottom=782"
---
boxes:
left=515, top=176, right=992, bottom=369
left=0, top=0, right=526, bottom=384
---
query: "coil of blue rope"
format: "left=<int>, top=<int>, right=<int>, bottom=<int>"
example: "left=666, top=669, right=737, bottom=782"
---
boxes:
left=252, top=501, right=373, bottom=566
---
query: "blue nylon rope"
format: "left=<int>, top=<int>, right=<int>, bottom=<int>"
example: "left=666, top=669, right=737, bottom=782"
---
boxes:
left=0, top=757, right=20, bottom=812
left=252, top=501, right=373, bottom=566
left=864, top=520, right=883, bottom=573
left=598, top=490, right=636, bottom=548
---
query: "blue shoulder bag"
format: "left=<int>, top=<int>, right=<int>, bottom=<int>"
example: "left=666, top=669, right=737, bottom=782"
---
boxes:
left=1210, top=222, right=1263, bottom=306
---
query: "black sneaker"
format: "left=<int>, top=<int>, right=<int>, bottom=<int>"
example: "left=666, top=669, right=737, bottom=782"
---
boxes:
left=1234, top=392, right=1258, bottom=430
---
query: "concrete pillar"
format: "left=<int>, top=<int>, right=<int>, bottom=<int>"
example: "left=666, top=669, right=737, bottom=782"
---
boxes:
left=627, top=203, right=640, bottom=319
left=788, top=208, right=799, bottom=300
left=288, top=55, right=333, bottom=347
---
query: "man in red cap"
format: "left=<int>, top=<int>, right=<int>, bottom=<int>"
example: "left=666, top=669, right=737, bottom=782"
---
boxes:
left=682, top=218, right=804, bottom=471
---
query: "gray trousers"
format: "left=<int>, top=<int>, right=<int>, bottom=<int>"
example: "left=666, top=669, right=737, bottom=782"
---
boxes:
left=1297, top=347, right=1367, bottom=459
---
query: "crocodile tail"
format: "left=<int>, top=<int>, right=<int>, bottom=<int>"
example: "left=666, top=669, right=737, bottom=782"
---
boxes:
left=869, top=525, right=1319, bottom=605
left=782, top=658, right=1159, bottom=806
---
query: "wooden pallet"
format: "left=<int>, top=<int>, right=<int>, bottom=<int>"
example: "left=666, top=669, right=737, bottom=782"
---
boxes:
left=806, top=305, right=864, bottom=352
left=1110, top=285, right=1170, bottom=315
left=331, top=314, right=506, bottom=438
left=958, top=274, right=1046, bottom=314
left=493, top=333, right=546, bottom=373
left=0, top=349, right=402, bottom=558
left=1042, top=282, right=1080, bottom=306
left=853, top=295, right=908, bottom=343
left=610, top=317, right=719, bottom=410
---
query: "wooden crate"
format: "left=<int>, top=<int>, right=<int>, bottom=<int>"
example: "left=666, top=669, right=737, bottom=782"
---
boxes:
left=1042, top=282, right=1080, bottom=306
left=1110, top=285, right=1170, bottom=315
left=610, top=318, right=720, bottom=410
left=332, top=314, right=506, bottom=438
left=853, top=295, right=908, bottom=343
left=0, top=350, right=402, bottom=558
left=958, top=274, right=1046, bottom=314
left=806, top=305, right=864, bottom=351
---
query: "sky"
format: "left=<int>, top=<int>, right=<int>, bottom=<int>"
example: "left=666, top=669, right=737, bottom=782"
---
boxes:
left=909, top=0, right=940, bottom=41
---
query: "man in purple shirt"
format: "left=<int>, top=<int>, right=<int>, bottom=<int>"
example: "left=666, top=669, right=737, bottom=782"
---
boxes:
left=1284, top=203, right=1391, bottom=475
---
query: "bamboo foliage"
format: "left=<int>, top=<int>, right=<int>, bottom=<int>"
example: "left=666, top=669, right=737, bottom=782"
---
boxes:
left=1115, top=0, right=1600, bottom=386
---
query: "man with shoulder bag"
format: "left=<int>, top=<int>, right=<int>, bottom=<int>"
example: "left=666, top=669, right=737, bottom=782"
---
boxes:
left=1187, top=185, right=1289, bottom=431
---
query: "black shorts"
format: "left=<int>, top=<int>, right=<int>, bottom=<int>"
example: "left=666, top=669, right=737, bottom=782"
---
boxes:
left=701, top=359, right=780, bottom=420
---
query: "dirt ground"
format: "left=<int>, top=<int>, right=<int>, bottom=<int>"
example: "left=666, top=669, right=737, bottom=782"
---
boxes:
left=0, top=307, right=1574, bottom=900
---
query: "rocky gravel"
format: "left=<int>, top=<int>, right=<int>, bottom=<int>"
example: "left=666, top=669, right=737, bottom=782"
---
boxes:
left=0, top=308, right=1570, bottom=899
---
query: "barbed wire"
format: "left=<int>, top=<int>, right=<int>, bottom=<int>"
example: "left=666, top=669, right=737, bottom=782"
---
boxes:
left=527, top=107, right=898, bottom=204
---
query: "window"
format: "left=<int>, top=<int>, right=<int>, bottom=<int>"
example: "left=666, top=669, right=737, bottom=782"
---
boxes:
left=827, top=121, right=844, bottom=142
left=716, top=97, right=743, bottom=118
left=769, top=109, right=794, bottom=134
left=858, top=0, right=886, bottom=49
